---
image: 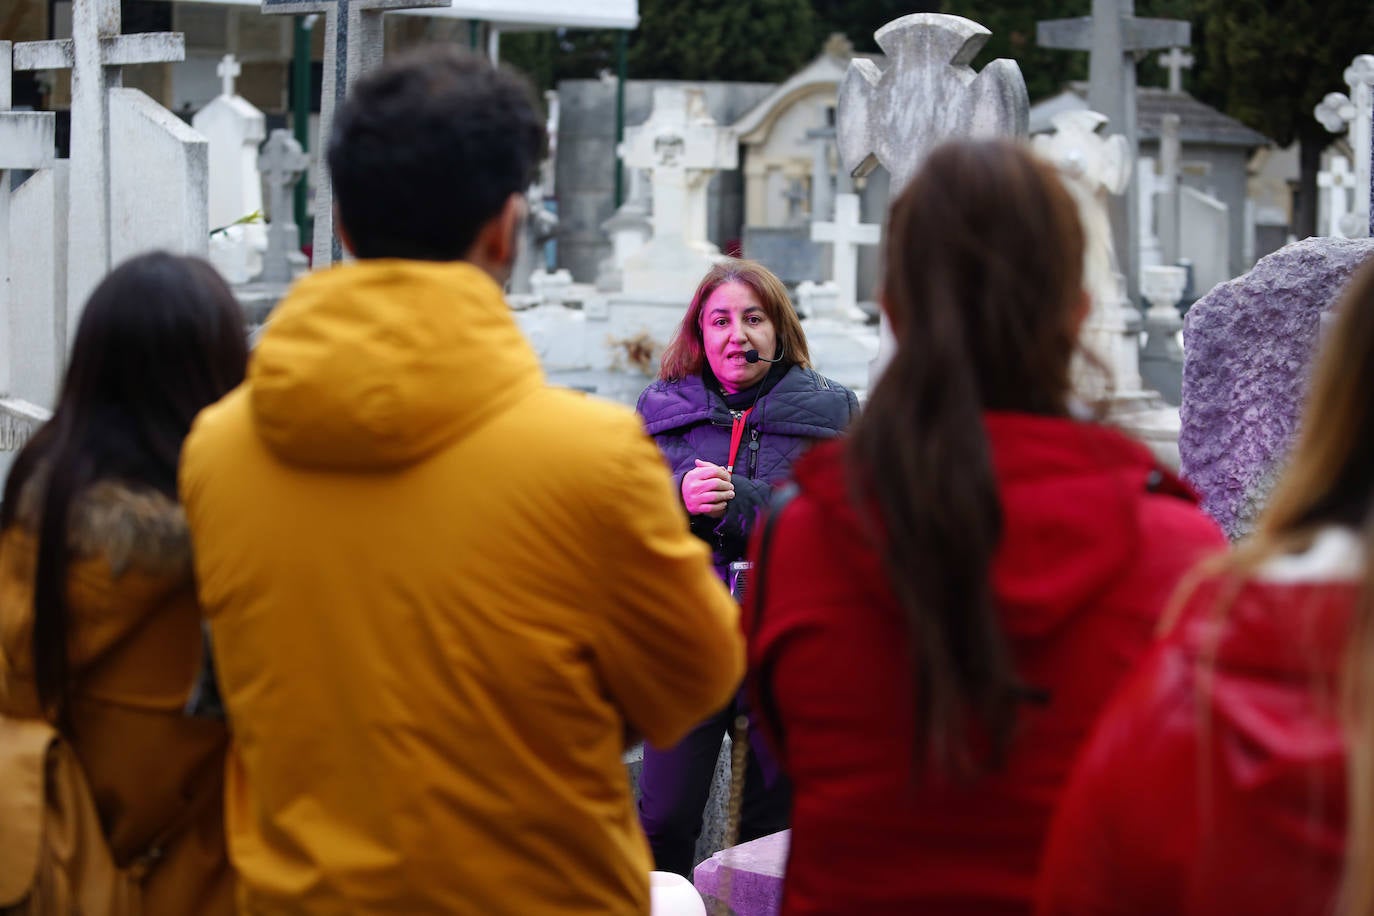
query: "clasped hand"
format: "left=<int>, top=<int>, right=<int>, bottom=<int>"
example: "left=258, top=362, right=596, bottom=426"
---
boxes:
left=682, top=459, right=734, bottom=518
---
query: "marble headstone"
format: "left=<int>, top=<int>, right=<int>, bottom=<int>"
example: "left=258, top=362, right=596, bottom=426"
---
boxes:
left=1180, top=237, right=1374, bottom=538
left=195, top=53, right=268, bottom=282
left=1315, top=55, right=1374, bottom=239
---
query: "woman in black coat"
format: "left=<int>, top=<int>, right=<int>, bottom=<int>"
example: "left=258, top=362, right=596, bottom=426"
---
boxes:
left=635, top=258, right=858, bottom=877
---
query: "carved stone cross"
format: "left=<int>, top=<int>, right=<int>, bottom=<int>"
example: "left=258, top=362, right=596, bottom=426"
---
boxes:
left=1158, top=46, right=1193, bottom=93
left=258, top=129, right=311, bottom=284
left=1315, top=55, right=1374, bottom=238
left=218, top=53, right=241, bottom=98
left=15, top=0, right=184, bottom=308
left=1039, top=0, right=1190, bottom=301
left=810, top=192, right=880, bottom=314
left=259, top=0, right=451, bottom=268
left=837, top=14, right=1028, bottom=197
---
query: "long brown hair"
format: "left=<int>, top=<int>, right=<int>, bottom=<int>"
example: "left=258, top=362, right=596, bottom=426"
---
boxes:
left=658, top=258, right=811, bottom=381
left=1198, top=259, right=1374, bottom=915
left=1, top=253, right=248, bottom=717
left=846, top=139, right=1086, bottom=775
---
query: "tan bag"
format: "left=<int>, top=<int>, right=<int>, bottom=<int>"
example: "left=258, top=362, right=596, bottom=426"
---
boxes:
left=0, top=715, right=143, bottom=915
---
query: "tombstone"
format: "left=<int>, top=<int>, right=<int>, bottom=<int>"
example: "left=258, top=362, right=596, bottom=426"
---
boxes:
left=1315, top=55, right=1374, bottom=239
left=617, top=87, right=737, bottom=296
left=1179, top=185, right=1230, bottom=294
left=14, top=0, right=186, bottom=317
left=194, top=52, right=268, bottom=283
left=595, top=173, right=652, bottom=292
left=259, top=0, right=452, bottom=268
left=1158, top=46, right=1193, bottom=94
left=1181, top=237, right=1374, bottom=538
left=1038, top=0, right=1190, bottom=302
left=1139, top=264, right=1186, bottom=404
left=1, top=41, right=58, bottom=462
left=694, top=830, right=789, bottom=916
left=810, top=193, right=879, bottom=315
left=258, top=128, right=310, bottom=285
left=836, top=14, right=1028, bottom=379
left=838, top=14, right=1028, bottom=196
left=1318, top=154, right=1359, bottom=238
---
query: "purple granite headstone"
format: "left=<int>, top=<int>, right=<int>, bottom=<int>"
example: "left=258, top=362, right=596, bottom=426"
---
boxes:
left=693, top=830, right=789, bottom=916
left=1180, top=237, right=1374, bottom=538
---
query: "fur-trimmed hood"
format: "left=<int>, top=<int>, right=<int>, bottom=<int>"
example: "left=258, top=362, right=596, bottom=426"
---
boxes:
left=0, top=476, right=198, bottom=705
left=12, top=475, right=192, bottom=580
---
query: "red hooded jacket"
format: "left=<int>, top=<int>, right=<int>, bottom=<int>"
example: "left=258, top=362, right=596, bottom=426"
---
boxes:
left=1036, top=527, right=1358, bottom=916
left=744, top=412, right=1226, bottom=915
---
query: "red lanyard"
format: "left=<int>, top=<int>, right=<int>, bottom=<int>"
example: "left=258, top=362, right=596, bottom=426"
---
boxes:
left=726, top=408, right=753, bottom=473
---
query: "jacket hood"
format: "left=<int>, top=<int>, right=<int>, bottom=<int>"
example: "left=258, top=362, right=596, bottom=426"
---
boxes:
left=249, top=260, right=543, bottom=471
left=1177, top=527, right=1360, bottom=683
left=1, top=479, right=193, bottom=696
left=794, top=412, right=1195, bottom=637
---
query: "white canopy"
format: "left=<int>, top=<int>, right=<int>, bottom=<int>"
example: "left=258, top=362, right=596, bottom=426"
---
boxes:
left=175, top=0, right=638, bottom=29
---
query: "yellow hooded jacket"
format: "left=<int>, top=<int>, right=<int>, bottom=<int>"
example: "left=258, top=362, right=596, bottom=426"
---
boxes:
left=180, top=261, right=744, bottom=915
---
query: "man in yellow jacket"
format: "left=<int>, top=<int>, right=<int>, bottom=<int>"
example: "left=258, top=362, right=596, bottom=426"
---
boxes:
left=180, top=47, right=744, bottom=915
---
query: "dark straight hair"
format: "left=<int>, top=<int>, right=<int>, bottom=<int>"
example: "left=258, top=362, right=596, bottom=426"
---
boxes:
left=1, top=252, right=249, bottom=716
left=846, top=140, right=1087, bottom=776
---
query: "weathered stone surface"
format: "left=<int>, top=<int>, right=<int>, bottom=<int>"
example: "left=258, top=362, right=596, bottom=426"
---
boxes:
left=693, top=829, right=788, bottom=916
left=1180, top=236, right=1374, bottom=538
left=837, top=14, right=1027, bottom=197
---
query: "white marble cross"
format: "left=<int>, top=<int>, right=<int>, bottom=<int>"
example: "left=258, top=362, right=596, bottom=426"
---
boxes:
left=1158, top=47, right=1193, bottom=93
left=259, top=129, right=310, bottom=284
left=1, top=42, right=57, bottom=398
left=14, top=0, right=184, bottom=311
left=259, top=0, right=451, bottom=269
left=619, top=87, right=737, bottom=255
left=1315, top=55, right=1374, bottom=238
left=218, top=53, right=242, bottom=98
left=1318, top=155, right=1358, bottom=238
left=810, top=193, right=880, bottom=314
left=838, top=14, right=1028, bottom=197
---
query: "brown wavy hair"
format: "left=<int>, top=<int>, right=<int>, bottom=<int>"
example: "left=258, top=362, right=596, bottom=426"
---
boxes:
left=658, top=258, right=812, bottom=381
left=845, top=139, right=1086, bottom=775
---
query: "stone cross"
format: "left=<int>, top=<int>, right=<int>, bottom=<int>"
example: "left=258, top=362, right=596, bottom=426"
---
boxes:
left=838, top=14, right=1028, bottom=197
left=1317, top=155, right=1358, bottom=238
left=810, top=193, right=880, bottom=315
left=218, top=53, right=241, bottom=98
left=618, top=87, right=737, bottom=257
left=15, top=0, right=184, bottom=312
left=1315, top=54, right=1374, bottom=239
left=1039, top=0, right=1190, bottom=303
left=1158, top=47, right=1193, bottom=93
left=783, top=177, right=808, bottom=226
left=1, top=42, right=57, bottom=397
left=259, top=0, right=451, bottom=269
left=259, top=129, right=310, bottom=284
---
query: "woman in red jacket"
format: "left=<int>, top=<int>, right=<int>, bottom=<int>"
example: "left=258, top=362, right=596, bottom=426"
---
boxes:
left=743, top=140, right=1225, bottom=915
left=1036, top=260, right=1374, bottom=915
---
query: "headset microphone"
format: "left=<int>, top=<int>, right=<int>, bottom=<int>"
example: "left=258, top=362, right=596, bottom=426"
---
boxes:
left=744, top=347, right=785, bottom=364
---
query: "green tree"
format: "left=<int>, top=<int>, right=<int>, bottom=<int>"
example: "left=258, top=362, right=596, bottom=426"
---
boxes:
left=1194, top=0, right=1374, bottom=236
left=810, top=1, right=939, bottom=52
left=627, top=0, right=817, bottom=82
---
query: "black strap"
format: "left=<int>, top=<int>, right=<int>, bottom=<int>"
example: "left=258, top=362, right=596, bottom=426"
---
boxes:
left=750, top=482, right=799, bottom=749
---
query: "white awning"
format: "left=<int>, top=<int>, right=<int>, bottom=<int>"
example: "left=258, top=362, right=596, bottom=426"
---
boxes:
left=173, top=0, right=638, bottom=29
